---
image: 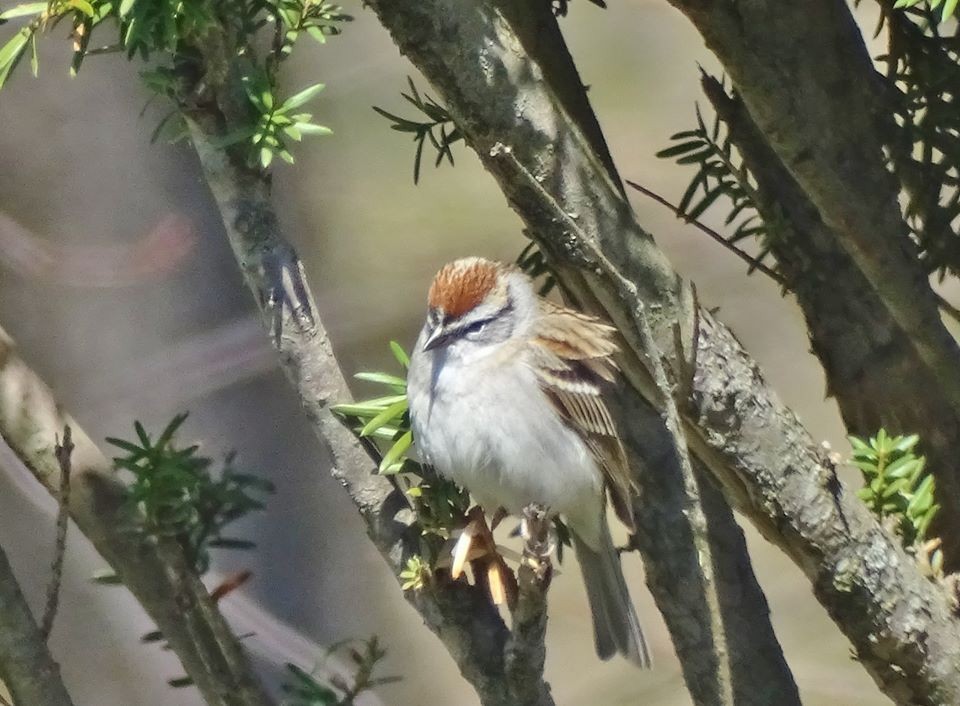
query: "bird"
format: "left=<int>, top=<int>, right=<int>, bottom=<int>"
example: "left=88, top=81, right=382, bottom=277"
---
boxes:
left=406, top=256, right=651, bottom=668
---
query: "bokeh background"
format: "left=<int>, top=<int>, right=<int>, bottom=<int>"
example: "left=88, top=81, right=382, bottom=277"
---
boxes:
left=0, top=1, right=894, bottom=704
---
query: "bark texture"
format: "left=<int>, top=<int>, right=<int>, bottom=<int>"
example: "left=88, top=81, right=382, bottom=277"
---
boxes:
left=371, top=1, right=799, bottom=705
left=0, top=541, right=75, bottom=706
left=701, top=76, right=960, bottom=570
left=0, top=326, right=274, bottom=706
left=667, top=0, right=960, bottom=564
left=184, top=111, right=555, bottom=706
left=361, top=0, right=960, bottom=702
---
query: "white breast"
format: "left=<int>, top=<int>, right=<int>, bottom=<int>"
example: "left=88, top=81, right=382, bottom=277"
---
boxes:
left=408, top=341, right=602, bottom=519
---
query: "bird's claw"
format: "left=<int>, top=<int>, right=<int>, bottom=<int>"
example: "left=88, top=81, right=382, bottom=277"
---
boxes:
left=520, top=503, right=554, bottom=579
left=450, top=506, right=516, bottom=605
left=261, top=246, right=315, bottom=344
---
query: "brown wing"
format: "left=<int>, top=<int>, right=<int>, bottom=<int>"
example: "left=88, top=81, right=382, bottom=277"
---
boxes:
left=529, top=301, right=638, bottom=532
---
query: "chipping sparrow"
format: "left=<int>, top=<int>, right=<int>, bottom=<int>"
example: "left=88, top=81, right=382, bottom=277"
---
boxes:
left=407, top=257, right=651, bottom=668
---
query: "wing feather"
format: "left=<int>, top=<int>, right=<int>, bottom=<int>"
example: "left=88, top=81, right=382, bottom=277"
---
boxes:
left=529, top=302, right=638, bottom=532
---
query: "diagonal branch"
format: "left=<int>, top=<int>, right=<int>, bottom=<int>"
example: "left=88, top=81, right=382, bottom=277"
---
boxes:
left=0, top=326, right=274, bottom=706
left=665, top=0, right=960, bottom=450
left=0, top=531, right=75, bottom=706
left=698, top=74, right=960, bottom=571
left=40, top=426, right=72, bottom=641
left=365, top=2, right=800, bottom=705
left=360, top=0, right=960, bottom=702
left=183, top=98, right=554, bottom=704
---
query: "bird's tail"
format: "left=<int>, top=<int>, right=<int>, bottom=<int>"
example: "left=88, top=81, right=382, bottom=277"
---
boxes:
left=572, top=522, right=651, bottom=668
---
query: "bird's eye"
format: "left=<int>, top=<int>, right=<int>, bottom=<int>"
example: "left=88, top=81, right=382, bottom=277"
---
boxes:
left=462, top=319, right=489, bottom=337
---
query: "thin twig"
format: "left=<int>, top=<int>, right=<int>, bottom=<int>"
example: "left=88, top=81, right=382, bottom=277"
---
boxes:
left=625, top=179, right=785, bottom=284
left=41, top=426, right=72, bottom=641
left=0, top=326, right=274, bottom=706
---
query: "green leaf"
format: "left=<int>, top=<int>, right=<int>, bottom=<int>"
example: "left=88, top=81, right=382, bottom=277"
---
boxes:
left=883, top=455, right=920, bottom=480
left=67, top=0, right=96, bottom=16
left=134, top=420, right=151, bottom=448
left=354, top=371, right=407, bottom=389
left=260, top=146, right=274, bottom=168
left=283, top=664, right=338, bottom=702
left=293, top=121, right=332, bottom=135
left=847, top=435, right=871, bottom=453
left=676, top=172, right=705, bottom=216
left=0, top=3, right=46, bottom=21
left=306, top=24, right=327, bottom=44
left=908, top=475, right=935, bottom=514
left=881, top=477, right=908, bottom=498
left=207, top=538, right=256, bottom=550
left=105, top=436, right=146, bottom=455
left=281, top=82, right=325, bottom=111
left=156, top=412, right=189, bottom=450
left=331, top=395, right=408, bottom=418
left=413, top=133, right=425, bottom=184
left=360, top=399, right=408, bottom=437
left=390, top=341, right=410, bottom=369
left=892, top=434, right=920, bottom=453
left=0, top=29, right=30, bottom=89
left=686, top=187, right=725, bottom=220
left=371, top=106, right=424, bottom=133
left=656, top=140, right=705, bottom=160
left=676, top=148, right=715, bottom=165
left=379, top=430, right=413, bottom=473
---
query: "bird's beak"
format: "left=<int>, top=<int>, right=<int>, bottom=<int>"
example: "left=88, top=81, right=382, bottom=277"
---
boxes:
left=422, top=325, right=449, bottom=352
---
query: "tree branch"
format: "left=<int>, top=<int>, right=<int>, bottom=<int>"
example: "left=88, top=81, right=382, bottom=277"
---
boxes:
left=182, top=102, right=554, bottom=705
left=0, top=535, right=75, bottom=706
left=0, top=326, right=274, bottom=706
left=40, top=426, right=72, bottom=641
left=665, top=0, right=960, bottom=443
left=624, top=179, right=784, bottom=284
left=698, top=74, right=960, bottom=571
left=360, top=0, right=960, bottom=702
left=368, top=2, right=803, bottom=705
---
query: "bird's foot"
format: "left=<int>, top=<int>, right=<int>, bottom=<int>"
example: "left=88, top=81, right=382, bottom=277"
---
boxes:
left=520, top=503, right=554, bottom=581
left=450, top=506, right=516, bottom=605
left=260, top=244, right=315, bottom=344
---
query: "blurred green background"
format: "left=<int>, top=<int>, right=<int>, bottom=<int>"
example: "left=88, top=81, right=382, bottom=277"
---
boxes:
left=0, top=1, right=896, bottom=703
